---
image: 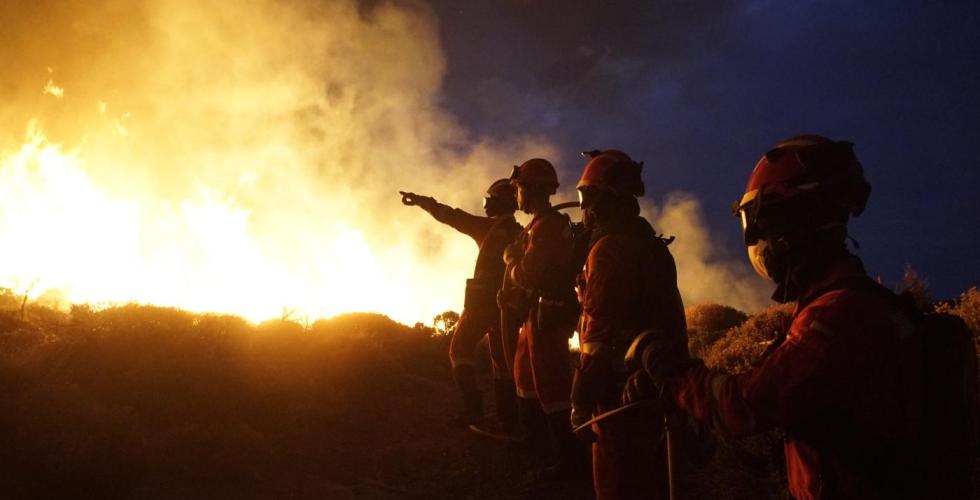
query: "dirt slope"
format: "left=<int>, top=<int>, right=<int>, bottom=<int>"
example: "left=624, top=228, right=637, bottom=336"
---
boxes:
left=0, top=306, right=591, bottom=499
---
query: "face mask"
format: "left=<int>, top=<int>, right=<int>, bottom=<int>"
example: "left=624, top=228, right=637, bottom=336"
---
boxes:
left=579, top=188, right=616, bottom=231
left=747, top=238, right=791, bottom=284
left=483, top=195, right=515, bottom=217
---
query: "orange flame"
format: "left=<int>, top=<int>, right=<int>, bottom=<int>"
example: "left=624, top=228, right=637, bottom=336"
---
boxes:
left=0, top=121, right=463, bottom=324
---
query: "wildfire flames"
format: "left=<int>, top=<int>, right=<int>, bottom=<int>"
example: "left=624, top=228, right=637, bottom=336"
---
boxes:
left=0, top=120, right=454, bottom=324
left=0, top=1, right=557, bottom=326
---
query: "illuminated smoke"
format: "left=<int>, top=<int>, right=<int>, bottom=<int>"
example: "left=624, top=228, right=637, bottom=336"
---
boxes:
left=643, top=193, right=770, bottom=313
left=0, top=0, right=764, bottom=324
left=0, top=0, right=552, bottom=324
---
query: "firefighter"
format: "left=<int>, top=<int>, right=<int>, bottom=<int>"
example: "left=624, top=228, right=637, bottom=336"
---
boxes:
left=498, top=158, right=588, bottom=480
left=571, top=150, right=686, bottom=499
left=401, top=179, right=523, bottom=433
left=624, top=135, right=931, bottom=499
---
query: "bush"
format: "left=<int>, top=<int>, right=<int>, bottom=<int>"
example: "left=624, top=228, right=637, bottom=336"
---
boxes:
left=900, top=265, right=934, bottom=312
left=704, top=303, right=794, bottom=373
left=686, top=304, right=750, bottom=359
left=686, top=304, right=750, bottom=333
left=936, top=287, right=980, bottom=335
left=936, top=287, right=980, bottom=359
left=432, top=310, right=459, bottom=336
left=0, top=303, right=450, bottom=498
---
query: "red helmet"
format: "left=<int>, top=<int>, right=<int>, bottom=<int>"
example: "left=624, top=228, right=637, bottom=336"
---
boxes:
left=510, top=158, right=559, bottom=193
left=576, top=149, right=645, bottom=196
left=736, top=135, right=870, bottom=245
left=483, top=178, right=517, bottom=215
left=486, top=178, right=516, bottom=198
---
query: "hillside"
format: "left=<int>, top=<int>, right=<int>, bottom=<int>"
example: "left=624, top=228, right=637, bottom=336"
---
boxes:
left=0, top=303, right=592, bottom=499
left=0, top=287, right=977, bottom=499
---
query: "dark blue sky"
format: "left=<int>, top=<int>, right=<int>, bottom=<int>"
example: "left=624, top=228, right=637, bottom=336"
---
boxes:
left=427, top=0, right=980, bottom=299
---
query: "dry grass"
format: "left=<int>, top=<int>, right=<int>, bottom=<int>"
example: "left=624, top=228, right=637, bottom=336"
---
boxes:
left=0, top=303, right=455, bottom=499
left=685, top=304, right=749, bottom=359
left=1, top=283, right=975, bottom=499
left=703, top=303, right=795, bottom=373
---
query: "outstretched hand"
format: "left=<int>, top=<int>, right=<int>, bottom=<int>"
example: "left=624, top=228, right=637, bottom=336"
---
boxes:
left=399, top=191, right=436, bottom=211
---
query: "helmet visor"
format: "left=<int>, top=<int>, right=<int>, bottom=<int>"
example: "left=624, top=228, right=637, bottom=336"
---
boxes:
left=739, top=207, right=763, bottom=246
left=577, top=186, right=604, bottom=209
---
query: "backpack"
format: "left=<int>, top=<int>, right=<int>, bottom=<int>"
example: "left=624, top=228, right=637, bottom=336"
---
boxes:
left=916, top=309, right=978, bottom=497
left=815, top=277, right=979, bottom=498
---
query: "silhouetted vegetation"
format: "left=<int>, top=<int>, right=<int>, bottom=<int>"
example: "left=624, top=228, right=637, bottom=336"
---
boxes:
left=1, top=283, right=976, bottom=499
left=937, top=287, right=980, bottom=358
left=702, top=304, right=795, bottom=374
left=685, top=304, right=749, bottom=359
left=431, top=310, right=460, bottom=337
left=0, top=303, right=454, bottom=499
left=901, top=265, right=935, bottom=312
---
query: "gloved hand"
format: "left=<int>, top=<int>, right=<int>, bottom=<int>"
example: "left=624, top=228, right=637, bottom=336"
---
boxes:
left=399, top=191, right=437, bottom=212
left=622, top=328, right=696, bottom=404
left=570, top=405, right=597, bottom=443
left=622, top=369, right=661, bottom=405
left=625, top=329, right=691, bottom=378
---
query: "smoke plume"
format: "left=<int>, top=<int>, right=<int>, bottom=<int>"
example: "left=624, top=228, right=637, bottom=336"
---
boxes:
left=0, top=0, right=766, bottom=323
left=643, top=193, right=769, bottom=313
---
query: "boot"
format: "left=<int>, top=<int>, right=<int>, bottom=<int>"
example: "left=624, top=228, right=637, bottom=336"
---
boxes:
left=518, top=397, right=550, bottom=458
left=451, top=364, right=483, bottom=427
left=493, top=379, right=519, bottom=434
left=469, top=378, right=523, bottom=442
left=537, top=409, right=592, bottom=484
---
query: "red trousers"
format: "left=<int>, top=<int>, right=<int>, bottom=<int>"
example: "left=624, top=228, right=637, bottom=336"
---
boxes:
left=513, top=317, right=573, bottom=414
left=592, top=400, right=669, bottom=500
left=449, top=305, right=514, bottom=380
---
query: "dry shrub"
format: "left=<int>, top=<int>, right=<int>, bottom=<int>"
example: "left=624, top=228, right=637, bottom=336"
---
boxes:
left=0, top=287, right=24, bottom=310
left=936, top=287, right=980, bottom=360
left=900, top=265, right=934, bottom=311
left=686, top=303, right=794, bottom=500
left=0, top=303, right=448, bottom=498
left=936, top=287, right=980, bottom=335
left=686, top=304, right=749, bottom=359
left=704, top=303, right=794, bottom=373
left=686, top=303, right=750, bottom=332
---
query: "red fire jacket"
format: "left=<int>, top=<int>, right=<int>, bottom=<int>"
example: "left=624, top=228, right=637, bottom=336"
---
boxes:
left=578, top=217, right=686, bottom=500
left=427, top=203, right=520, bottom=285
left=509, top=207, right=574, bottom=295
left=510, top=207, right=576, bottom=411
left=579, top=219, right=685, bottom=352
left=672, top=256, right=924, bottom=500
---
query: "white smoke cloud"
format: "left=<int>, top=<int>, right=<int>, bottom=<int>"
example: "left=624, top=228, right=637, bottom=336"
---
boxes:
left=0, top=0, right=559, bottom=323
left=0, top=0, right=765, bottom=323
left=643, top=193, right=770, bottom=313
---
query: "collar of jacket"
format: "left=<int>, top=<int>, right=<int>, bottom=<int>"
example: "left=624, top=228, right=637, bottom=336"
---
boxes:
left=791, top=253, right=868, bottom=314
left=588, top=215, right=657, bottom=247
